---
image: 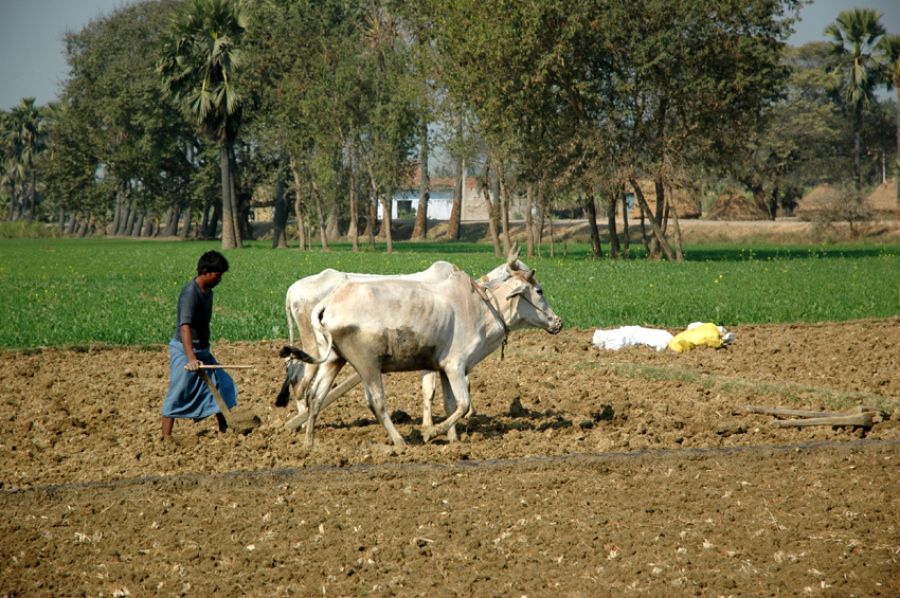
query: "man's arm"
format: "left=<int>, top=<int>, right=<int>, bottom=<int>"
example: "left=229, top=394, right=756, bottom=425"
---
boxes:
left=180, top=323, right=202, bottom=371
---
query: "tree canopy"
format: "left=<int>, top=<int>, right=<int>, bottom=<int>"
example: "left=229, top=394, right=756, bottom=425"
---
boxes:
left=2, top=0, right=897, bottom=255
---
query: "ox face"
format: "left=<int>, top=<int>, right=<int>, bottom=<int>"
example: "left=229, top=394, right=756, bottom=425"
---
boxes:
left=504, top=271, right=563, bottom=334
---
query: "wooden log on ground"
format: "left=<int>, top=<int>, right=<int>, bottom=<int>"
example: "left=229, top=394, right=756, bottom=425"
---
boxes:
left=738, top=405, right=836, bottom=419
left=775, top=413, right=874, bottom=429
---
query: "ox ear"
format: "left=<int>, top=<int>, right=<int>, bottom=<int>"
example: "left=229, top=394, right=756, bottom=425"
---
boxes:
left=505, top=280, right=527, bottom=300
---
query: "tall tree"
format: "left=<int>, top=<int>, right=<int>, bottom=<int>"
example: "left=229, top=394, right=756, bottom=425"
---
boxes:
left=241, top=0, right=332, bottom=250
left=1, top=110, right=25, bottom=220
left=409, top=22, right=435, bottom=242
left=881, top=34, right=900, bottom=202
left=62, top=0, right=191, bottom=236
left=826, top=8, right=887, bottom=192
left=159, top=0, right=247, bottom=249
left=2, top=98, right=47, bottom=221
left=357, top=1, right=417, bottom=253
left=39, top=101, right=101, bottom=232
left=412, top=116, right=430, bottom=240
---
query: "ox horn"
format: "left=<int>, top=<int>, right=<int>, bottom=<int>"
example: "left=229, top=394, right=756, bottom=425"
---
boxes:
left=507, top=242, right=521, bottom=271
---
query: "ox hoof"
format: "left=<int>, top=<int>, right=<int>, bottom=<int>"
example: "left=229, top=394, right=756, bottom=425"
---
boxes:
left=423, top=427, right=438, bottom=443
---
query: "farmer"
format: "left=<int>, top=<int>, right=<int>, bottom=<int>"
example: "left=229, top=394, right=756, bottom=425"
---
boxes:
left=161, top=250, right=237, bottom=438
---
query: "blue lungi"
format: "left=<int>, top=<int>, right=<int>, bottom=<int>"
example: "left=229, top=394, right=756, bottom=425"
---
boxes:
left=162, top=339, right=237, bottom=420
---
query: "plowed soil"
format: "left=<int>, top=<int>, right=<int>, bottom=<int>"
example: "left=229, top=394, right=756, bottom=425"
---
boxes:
left=2, top=319, right=898, bottom=596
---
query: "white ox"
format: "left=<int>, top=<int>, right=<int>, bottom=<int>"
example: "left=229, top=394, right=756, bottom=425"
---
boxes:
left=276, top=249, right=530, bottom=436
left=283, top=261, right=563, bottom=447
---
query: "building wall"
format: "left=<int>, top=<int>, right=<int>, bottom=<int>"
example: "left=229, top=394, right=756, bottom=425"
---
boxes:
left=253, top=176, right=532, bottom=223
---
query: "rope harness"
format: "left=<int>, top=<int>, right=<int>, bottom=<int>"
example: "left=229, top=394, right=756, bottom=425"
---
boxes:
left=471, top=276, right=510, bottom=359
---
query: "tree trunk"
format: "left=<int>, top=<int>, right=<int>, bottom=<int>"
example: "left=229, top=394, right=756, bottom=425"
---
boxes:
left=525, top=183, right=535, bottom=257
left=448, top=155, right=462, bottom=241
left=669, top=193, right=684, bottom=262
left=325, top=206, right=340, bottom=240
left=122, top=195, right=136, bottom=237
left=348, top=142, right=360, bottom=252
left=536, top=186, right=546, bottom=257
left=547, top=206, right=555, bottom=258
left=493, top=159, right=511, bottom=255
left=220, top=143, right=240, bottom=249
left=582, top=192, right=602, bottom=259
left=630, top=178, right=674, bottom=261
left=272, top=170, right=289, bottom=249
left=896, top=84, right=900, bottom=205
left=181, top=206, right=193, bottom=239
left=288, top=155, right=307, bottom=250
left=607, top=190, right=619, bottom=259
left=110, top=192, right=122, bottom=234
left=621, top=187, right=630, bottom=257
left=311, top=179, right=330, bottom=251
left=27, top=171, right=37, bottom=222
left=854, top=100, right=862, bottom=193
left=412, top=118, right=429, bottom=240
left=6, top=188, right=16, bottom=220
left=767, top=185, right=779, bottom=221
left=230, top=147, right=245, bottom=244
left=238, top=193, right=253, bottom=242
left=363, top=160, right=379, bottom=249
left=487, top=166, right=502, bottom=257
left=638, top=197, right=650, bottom=255
left=652, top=177, right=667, bottom=257
left=142, top=215, right=155, bottom=237
left=164, top=202, right=180, bottom=236
left=367, top=197, right=377, bottom=249
left=131, top=213, right=144, bottom=237
left=381, top=189, right=394, bottom=253
left=202, top=199, right=215, bottom=239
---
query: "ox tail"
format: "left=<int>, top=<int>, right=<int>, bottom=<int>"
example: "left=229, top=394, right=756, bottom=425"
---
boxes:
left=279, top=303, right=334, bottom=365
left=285, top=292, right=296, bottom=345
left=309, top=302, right=334, bottom=364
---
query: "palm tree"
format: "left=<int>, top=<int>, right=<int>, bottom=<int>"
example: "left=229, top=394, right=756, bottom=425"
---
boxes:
left=1, top=111, right=18, bottom=220
left=158, top=0, right=246, bottom=249
left=881, top=34, right=900, bottom=203
left=825, top=8, right=886, bottom=192
left=2, top=99, right=47, bottom=221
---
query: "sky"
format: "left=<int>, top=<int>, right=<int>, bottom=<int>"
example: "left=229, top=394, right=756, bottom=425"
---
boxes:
left=1, top=0, right=899, bottom=112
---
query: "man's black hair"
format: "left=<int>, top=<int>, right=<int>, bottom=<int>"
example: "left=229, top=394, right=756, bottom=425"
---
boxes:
left=197, top=250, right=230, bottom=275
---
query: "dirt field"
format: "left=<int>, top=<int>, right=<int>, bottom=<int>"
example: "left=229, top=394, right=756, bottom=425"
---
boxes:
left=2, top=319, right=898, bottom=596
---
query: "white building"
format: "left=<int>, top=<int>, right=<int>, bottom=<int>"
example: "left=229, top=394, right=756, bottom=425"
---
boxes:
left=380, top=172, right=527, bottom=221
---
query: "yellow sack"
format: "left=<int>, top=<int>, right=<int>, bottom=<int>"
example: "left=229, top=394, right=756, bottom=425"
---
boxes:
left=668, top=322, right=725, bottom=353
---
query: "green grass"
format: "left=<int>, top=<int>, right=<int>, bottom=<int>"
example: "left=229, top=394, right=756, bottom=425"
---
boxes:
left=0, top=238, right=897, bottom=349
left=0, top=221, right=60, bottom=239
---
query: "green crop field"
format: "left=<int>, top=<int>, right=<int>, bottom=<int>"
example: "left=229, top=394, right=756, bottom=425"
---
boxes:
left=0, top=238, right=897, bottom=349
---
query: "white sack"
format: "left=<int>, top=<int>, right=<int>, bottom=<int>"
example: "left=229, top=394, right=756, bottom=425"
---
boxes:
left=592, top=326, right=673, bottom=351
